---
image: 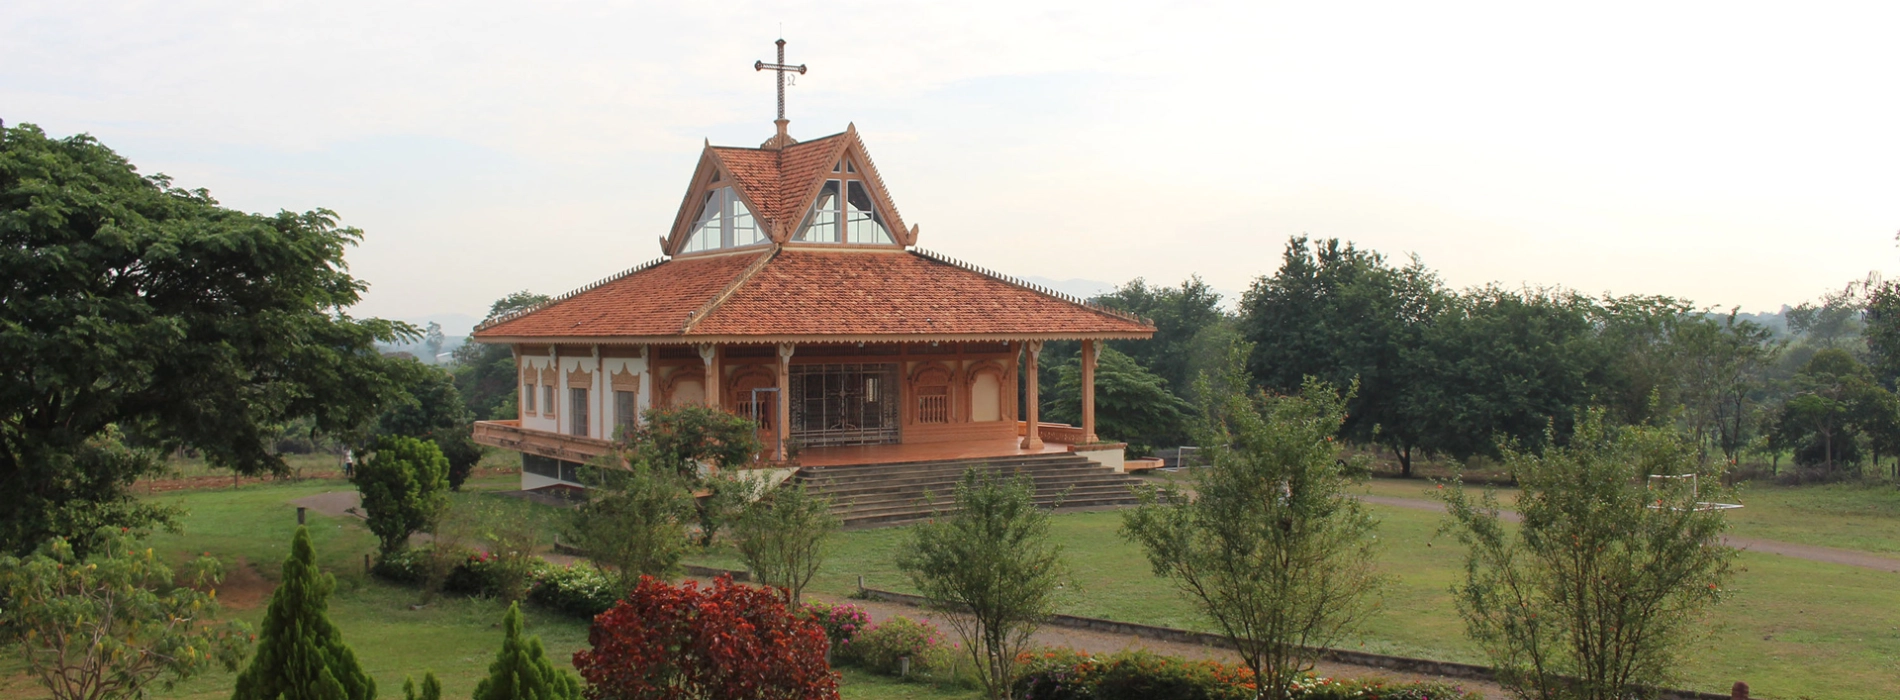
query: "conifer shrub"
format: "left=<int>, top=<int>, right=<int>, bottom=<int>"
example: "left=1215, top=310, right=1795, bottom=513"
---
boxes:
left=231, top=526, right=375, bottom=700
left=401, top=672, right=441, bottom=700
left=473, top=602, right=582, bottom=700
left=572, top=574, right=837, bottom=700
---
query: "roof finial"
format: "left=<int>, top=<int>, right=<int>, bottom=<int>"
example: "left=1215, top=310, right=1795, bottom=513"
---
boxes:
left=754, top=38, right=807, bottom=150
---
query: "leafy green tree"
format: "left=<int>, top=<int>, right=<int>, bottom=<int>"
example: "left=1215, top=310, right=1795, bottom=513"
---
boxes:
left=232, top=527, right=376, bottom=700
left=1769, top=348, right=1896, bottom=474
left=1044, top=345, right=1192, bottom=454
left=453, top=292, right=550, bottom=420
left=1861, top=279, right=1900, bottom=388
left=897, top=469, right=1067, bottom=700
left=1404, top=286, right=1601, bottom=461
left=1674, top=312, right=1783, bottom=466
left=354, top=435, right=450, bottom=555
left=1786, top=279, right=1868, bottom=350
left=565, top=462, right=694, bottom=593
left=376, top=361, right=481, bottom=490
left=1239, top=237, right=1449, bottom=475
left=0, top=530, right=252, bottom=700
left=0, top=123, right=417, bottom=556
left=1093, top=276, right=1230, bottom=397
left=421, top=322, right=446, bottom=363
left=633, top=404, right=764, bottom=478
left=1439, top=410, right=1737, bottom=700
left=1122, top=369, right=1384, bottom=700
left=472, top=602, right=583, bottom=700
left=734, top=481, right=839, bottom=604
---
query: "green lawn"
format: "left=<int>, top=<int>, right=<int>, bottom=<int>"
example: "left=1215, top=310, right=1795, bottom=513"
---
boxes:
left=5, top=474, right=1896, bottom=700
left=1356, top=476, right=1900, bottom=556
left=693, top=496, right=1900, bottom=700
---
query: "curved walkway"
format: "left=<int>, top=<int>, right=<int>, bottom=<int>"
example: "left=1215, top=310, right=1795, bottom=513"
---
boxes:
left=1357, top=494, right=1900, bottom=573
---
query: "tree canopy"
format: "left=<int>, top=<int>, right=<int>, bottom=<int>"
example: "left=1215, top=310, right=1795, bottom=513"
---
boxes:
left=0, top=123, right=417, bottom=554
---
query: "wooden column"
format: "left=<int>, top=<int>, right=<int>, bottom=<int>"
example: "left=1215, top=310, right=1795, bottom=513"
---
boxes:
left=1081, top=339, right=1099, bottom=443
left=777, top=344, right=794, bottom=461
left=1022, top=340, right=1044, bottom=450
left=698, top=344, right=720, bottom=410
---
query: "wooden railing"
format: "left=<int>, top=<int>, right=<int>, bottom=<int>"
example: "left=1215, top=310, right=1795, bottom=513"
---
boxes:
left=472, top=420, right=615, bottom=463
left=1016, top=421, right=1085, bottom=445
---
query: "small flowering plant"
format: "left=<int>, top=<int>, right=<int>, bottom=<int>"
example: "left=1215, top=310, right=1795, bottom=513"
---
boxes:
left=801, top=600, right=871, bottom=647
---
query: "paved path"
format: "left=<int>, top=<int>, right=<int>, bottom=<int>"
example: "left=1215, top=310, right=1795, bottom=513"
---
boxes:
left=1358, top=494, right=1900, bottom=573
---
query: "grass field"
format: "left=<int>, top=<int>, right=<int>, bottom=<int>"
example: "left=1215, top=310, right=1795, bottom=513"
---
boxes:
left=0, top=473, right=980, bottom=700
left=5, top=471, right=1897, bottom=700
left=1356, top=476, right=1900, bottom=556
left=691, top=482, right=1900, bottom=699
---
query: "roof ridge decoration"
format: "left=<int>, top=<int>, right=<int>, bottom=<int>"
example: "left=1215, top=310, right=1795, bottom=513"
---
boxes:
left=909, top=248, right=1153, bottom=327
left=680, top=247, right=780, bottom=334
left=474, top=256, right=669, bottom=332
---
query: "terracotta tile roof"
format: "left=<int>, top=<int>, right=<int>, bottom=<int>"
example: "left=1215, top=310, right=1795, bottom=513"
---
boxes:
left=708, top=134, right=845, bottom=232
left=473, top=251, right=765, bottom=338
left=474, top=247, right=1154, bottom=341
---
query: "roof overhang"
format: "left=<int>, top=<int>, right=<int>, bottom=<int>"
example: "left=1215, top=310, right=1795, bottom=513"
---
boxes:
left=471, top=331, right=1155, bottom=346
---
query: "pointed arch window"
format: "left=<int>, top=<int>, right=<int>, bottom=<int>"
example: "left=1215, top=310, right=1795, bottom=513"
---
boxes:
left=795, top=177, right=894, bottom=245
left=683, top=186, right=764, bottom=253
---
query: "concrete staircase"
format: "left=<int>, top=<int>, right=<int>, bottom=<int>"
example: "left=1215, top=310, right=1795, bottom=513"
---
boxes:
left=793, top=452, right=1148, bottom=528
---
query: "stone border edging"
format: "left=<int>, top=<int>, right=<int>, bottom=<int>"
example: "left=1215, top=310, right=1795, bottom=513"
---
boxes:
left=852, top=585, right=1740, bottom=700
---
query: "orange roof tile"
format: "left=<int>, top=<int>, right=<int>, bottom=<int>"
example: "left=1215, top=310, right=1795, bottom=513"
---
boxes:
left=474, top=247, right=1153, bottom=342
left=708, top=134, right=845, bottom=233
left=474, top=251, right=765, bottom=338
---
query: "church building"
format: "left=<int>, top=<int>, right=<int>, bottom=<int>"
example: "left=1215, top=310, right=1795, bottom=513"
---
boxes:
left=469, top=42, right=1155, bottom=491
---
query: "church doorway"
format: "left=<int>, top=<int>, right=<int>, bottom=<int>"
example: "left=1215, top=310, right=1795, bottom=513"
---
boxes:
left=790, top=363, right=899, bottom=447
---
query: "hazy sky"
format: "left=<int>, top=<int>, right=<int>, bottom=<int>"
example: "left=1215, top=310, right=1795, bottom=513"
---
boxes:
left=9, top=1, right=1898, bottom=332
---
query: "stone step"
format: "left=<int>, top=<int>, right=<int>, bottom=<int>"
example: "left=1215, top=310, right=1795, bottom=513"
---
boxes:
left=801, top=466, right=1130, bottom=494
left=827, top=483, right=1143, bottom=513
left=795, top=453, right=1147, bottom=529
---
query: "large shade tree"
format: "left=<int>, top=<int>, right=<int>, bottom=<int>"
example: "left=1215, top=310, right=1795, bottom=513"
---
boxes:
left=1239, top=236, right=1449, bottom=475
left=0, top=123, right=416, bottom=555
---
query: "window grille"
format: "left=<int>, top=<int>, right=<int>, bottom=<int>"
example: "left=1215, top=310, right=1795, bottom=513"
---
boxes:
left=788, top=363, right=899, bottom=446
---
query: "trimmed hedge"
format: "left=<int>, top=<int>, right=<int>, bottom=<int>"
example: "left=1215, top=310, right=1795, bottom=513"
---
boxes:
left=1014, top=649, right=1481, bottom=700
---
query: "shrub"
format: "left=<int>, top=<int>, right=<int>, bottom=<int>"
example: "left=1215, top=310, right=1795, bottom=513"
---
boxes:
left=374, top=545, right=620, bottom=619
left=1013, top=650, right=1479, bottom=700
left=573, top=575, right=837, bottom=700
left=354, top=435, right=450, bottom=554
left=801, top=601, right=871, bottom=648
left=1291, top=675, right=1478, bottom=700
left=844, top=616, right=945, bottom=676
left=528, top=563, right=618, bottom=619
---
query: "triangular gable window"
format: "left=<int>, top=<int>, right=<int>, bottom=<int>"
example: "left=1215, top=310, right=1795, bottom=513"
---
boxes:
left=795, top=179, right=894, bottom=244
left=682, top=186, right=764, bottom=253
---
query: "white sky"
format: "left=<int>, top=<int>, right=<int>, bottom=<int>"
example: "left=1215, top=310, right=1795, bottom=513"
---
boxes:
left=8, top=1, right=1899, bottom=332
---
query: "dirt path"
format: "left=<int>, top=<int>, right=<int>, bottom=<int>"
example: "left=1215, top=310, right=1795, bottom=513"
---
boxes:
left=1358, top=494, right=1900, bottom=573
left=290, top=490, right=366, bottom=519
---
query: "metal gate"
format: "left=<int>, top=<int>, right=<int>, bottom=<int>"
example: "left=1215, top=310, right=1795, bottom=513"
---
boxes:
left=789, top=363, right=899, bottom=447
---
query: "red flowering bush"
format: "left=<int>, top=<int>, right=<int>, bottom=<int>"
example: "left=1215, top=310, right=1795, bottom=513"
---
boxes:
left=572, top=574, right=838, bottom=700
left=801, top=600, right=871, bottom=648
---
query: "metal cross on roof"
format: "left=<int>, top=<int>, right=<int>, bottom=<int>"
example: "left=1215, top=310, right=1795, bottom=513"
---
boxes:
left=754, top=38, right=807, bottom=122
